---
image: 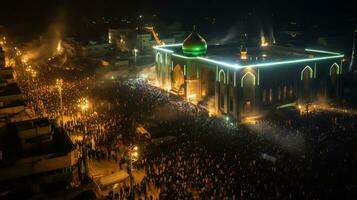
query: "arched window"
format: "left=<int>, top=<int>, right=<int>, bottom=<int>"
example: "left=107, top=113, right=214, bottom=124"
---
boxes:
left=241, top=71, right=255, bottom=88
left=301, top=66, right=313, bottom=100
left=329, top=63, right=339, bottom=76
left=173, top=64, right=185, bottom=92
left=218, top=69, right=226, bottom=84
left=241, top=72, right=256, bottom=113
left=329, top=63, right=339, bottom=85
left=219, top=69, right=226, bottom=109
left=300, top=66, right=313, bottom=81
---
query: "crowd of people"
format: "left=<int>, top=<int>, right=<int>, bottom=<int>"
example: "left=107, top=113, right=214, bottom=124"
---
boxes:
left=86, top=78, right=357, bottom=199
left=143, top=107, right=357, bottom=199
left=10, top=44, right=357, bottom=199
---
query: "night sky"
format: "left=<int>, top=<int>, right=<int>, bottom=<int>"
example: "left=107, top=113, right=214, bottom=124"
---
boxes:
left=0, top=0, right=355, bottom=40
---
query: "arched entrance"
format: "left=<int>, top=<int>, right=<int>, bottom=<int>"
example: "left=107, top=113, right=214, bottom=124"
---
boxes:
left=200, top=68, right=215, bottom=97
left=329, top=63, right=339, bottom=97
left=172, top=64, right=185, bottom=95
left=241, top=72, right=255, bottom=113
left=301, top=66, right=313, bottom=101
left=218, top=70, right=226, bottom=110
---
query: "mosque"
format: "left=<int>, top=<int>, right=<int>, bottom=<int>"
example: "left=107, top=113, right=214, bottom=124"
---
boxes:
left=154, top=28, right=344, bottom=119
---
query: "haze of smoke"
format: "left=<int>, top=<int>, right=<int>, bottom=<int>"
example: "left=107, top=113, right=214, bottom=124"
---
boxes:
left=247, top=121, right=305, bottom=154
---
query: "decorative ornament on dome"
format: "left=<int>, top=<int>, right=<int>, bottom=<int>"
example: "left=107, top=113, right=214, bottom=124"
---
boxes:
left=182, top=25, right=207, bottom=57
left=240, top=44, right=247, bottom=60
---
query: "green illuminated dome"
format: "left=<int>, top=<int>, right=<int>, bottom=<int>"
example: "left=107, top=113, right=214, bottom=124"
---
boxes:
left=182, top=28, right=207, bottom=56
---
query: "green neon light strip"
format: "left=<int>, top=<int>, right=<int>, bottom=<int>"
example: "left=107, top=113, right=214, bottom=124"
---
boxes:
left=305, top=48, right=341, bottom=55
left=156, top=44, right=344, bottom=70
left=156, top=43, right=182, bottom=47
left=154, top=48, right=174, bottom=53
left=198, top=57, right=241, bottom=68
left=172, top=53, right=195, bottom=59
left=245, top=54, right=344, bottom=68
left=153, top=43, right=182, bottom=53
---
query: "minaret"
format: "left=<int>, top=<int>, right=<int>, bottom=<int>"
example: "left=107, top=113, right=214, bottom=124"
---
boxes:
left=0, top=46, right=5, bottom=68
left=240, top=33, right=248, bottom=60
left=240, top=44, right=247, bottom=60
left=349, top=24, right=357, bottom=72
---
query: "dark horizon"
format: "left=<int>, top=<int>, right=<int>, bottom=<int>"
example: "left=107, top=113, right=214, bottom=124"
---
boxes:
left=1, top=0, right=356, bottom=38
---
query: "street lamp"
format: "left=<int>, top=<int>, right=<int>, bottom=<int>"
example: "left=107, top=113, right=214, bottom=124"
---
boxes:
left=133, top=48, right=138, bottom=63
left=128, top=145, right=138, bottom=199
left=56, top=79, right=64, bottom=127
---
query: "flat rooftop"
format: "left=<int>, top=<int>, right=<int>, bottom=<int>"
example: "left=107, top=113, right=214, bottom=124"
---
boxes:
left=0, top=83, right=21, bottom=97
left=0, top=120, right=73, bottom=167
left=154, top=43, right=344, bottom=69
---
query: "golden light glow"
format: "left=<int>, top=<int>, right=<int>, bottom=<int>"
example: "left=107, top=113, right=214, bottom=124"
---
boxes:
left=187, top=93, right=197, bottom=102
left=205, top=97, right=216, bottom=116
left=22, top=56, right=28, bottom=64
left=56, top=40, right=63, bottom=54
left=56, top=78, right=63, bottom=87
left=261, top=36, right=269, bottom=47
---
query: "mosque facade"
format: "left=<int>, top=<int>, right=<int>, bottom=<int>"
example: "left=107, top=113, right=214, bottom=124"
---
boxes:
left=154, top=30, right=344, bottom=119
